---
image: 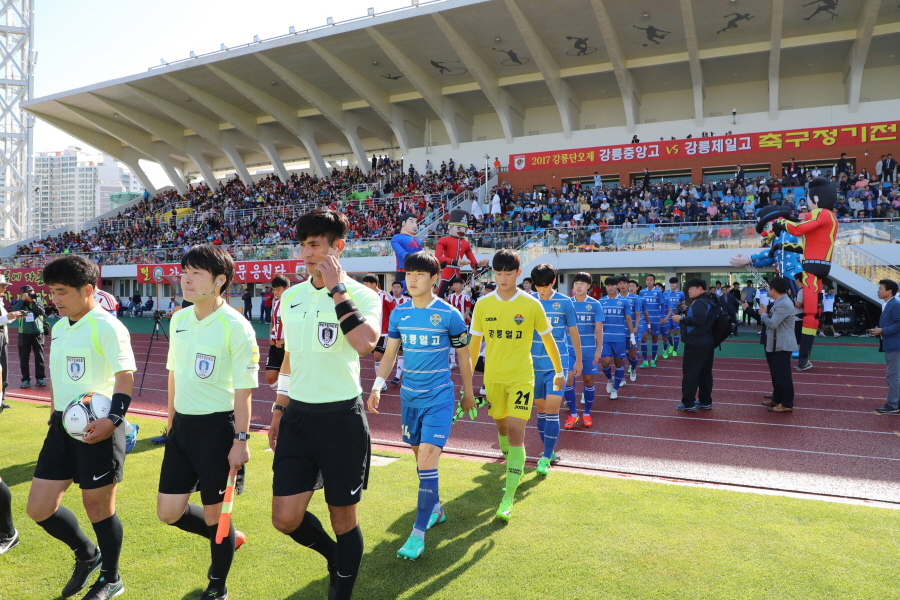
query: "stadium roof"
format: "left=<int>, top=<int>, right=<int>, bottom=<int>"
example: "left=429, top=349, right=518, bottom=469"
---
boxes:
left=24, top=0, right=900, bottom=191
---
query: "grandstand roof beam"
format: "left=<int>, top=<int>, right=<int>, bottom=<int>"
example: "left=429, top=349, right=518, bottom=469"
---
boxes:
left=152, top=149, right=188, bottom=194
left=589, top=0, right=639, bottom=132
left=678, top=0, right=704, bottom=127
left=307, top=41, right=424, bottom=156
left=768, top=0, right=784, bottom=119
left=431, top=13, right=524, bottom=142
left=365, top=26, right=473, bottom=148
left=184, top=138, right=219, bottom=186
left=504, top=0, right=579, bottom=138
left=256, top=54, right=379, bottom=169
left=89, top=94, right=190, bottom=153
left=220, top=131, right=253, bottom=183
left=57, top=102, right=160, bottom=162
left=845, top=0, right=880, bottom=113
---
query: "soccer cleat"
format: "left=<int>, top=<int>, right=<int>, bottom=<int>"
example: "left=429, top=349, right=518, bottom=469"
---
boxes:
left=397, top=535, right=425, bottom=560
left=676, top=403, right=697, bottom=412
left=150, top=428, right=167, bottom=444
left=36, top=379, right=46, bottom=387
left=80, top=576, right=124, bottom=600
left=606, top=379, right=613, bottom=393
left=619, top=377, right=626, bottom=388
left=629, top=368, right=637, bottom=382
left=495, top=498, right=513, bottom=522
left=564, top=415, right=579, bottom=430
left=609, top=390, right=618, bottom=400
left=650, top=360, right=657, bottom=368
left=795, top=362, right=813, bottom=372
left=389, top=377, right=401, bottom=385
left=61, top=549, right=102, bottom=598
left=19, top=380, right=29, bottom=388
left=381, top=383, right=388, bottom=393
left=638, top=361, right=649, bottom=369
left=662, top=350, right=669, bottom=359
left=124, top=424, right=139, bottom=454
left=198, top=588, right=228, bottom=599
left=671, top=350, right=678, bottom=357
left=582, top=415, right=593, bottom=428
left=535, top=457, right=551, bottom=475
left=549, top=451, right=560, bottom=463
left=0, top=529, right=19, bottom=555
left=235, top=530, right=247, bottom=550
left=426, top=508, right=445, bottom=530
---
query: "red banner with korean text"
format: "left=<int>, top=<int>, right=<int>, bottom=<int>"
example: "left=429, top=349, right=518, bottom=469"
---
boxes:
left=509, top=120, right=900, bottom=171
left=137, top=260, right=307, bottom=284
left=1, top=268, right=51, bottom=306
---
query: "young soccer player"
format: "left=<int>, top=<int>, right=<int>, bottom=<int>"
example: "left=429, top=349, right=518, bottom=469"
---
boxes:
left=362, top=274, right=394, bottom=391
left=469, top=250, right=564, bottom=521
left=367, top=251, right=475, bottom=560
left=599, top=277, right=634, bottom=399
left=530, top=264, right=581, bottom=472
left=266, top=275, right=290, bottom=391
left=389, top=281, right=411, bottom=384
left=662, top=277, right=686, bottom=357
left=157, top=245, right=260, bottom=600
left=446, top=278, right=473, bottom=368
left=27, top=255, right=136, bottom=600
left=625, top=280, right=645, bottom=380
left=565, top=272, right=603, bottom=429
left=639, top=274, right=665, bottom=367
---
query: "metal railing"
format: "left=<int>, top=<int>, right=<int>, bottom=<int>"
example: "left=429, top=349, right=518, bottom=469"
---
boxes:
left=833, top=242, right=900, bottom=284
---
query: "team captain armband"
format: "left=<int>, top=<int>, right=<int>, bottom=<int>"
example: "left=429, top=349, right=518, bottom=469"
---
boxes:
left=334, top=299, right=358, bottom=319
left=449, top=332, right=470, bottom=348
left=340, top=312, right=367, bottom=335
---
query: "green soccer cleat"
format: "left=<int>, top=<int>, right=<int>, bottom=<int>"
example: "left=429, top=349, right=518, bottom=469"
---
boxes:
left=650, top=360, right=657, bottom=368
left=671, top=350, right=678, bottom=357
left=426, top=508, right=446, bottom=530
left=536, top=457, right=551, bottom=475
left=397, top=535, right=425, bottom=560
left=662, top=350, right=669, bottom=359
left=496, top=498, right=514, bottom=521
left=638, top=361, right=649, bottom=369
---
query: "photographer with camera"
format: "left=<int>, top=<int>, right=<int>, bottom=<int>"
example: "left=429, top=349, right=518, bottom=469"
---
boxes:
left=12, top=284, right=46, bottom=389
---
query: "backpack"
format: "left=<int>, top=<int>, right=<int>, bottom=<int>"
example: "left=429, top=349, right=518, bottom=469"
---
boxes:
left=710, top=297, right=732, bottom=348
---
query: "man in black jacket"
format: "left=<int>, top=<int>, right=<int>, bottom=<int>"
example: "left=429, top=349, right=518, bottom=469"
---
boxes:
left=672, top=278, right=717, bottom=412
left=12, top=285, right=46, bottom=388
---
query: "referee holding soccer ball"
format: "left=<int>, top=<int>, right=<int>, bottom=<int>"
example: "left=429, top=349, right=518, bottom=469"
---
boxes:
left=156, top=245, right=260, bottom=600
left=26, top=255, right=136, bottom=600
left=269, top=209, right=380, bottom=600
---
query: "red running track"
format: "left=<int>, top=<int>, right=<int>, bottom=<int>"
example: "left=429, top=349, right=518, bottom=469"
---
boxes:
left=5, top=331, right=899, bottom=503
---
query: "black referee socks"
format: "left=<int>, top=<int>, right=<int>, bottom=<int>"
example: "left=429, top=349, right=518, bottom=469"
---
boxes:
left=91, top=513, right=123, bottom=581
left=288, top=512, right=337, bottom=567
left=0, top=479, right=13, bottom=536
left=206, top=522, right=235, bottom=591
left=37, top=506, right=97, bottom=561
left=333, top=526, right=363, bottom=600
left=171, top=503, right=211, bottom=538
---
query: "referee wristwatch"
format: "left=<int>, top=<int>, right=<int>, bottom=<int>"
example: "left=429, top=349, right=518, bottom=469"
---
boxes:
left=234, top=432, right=249, bottom=442
left=327, top=283, right=347, bottom=298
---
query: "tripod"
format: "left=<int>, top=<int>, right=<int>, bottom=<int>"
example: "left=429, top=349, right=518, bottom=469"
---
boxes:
left=139, top=312, right=169, bottom=396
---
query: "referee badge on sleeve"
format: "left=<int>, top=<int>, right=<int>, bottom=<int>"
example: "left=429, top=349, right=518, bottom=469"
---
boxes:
left=318, top=322, right=339, bottom=348
left=195, top=353, right=216, bottom=379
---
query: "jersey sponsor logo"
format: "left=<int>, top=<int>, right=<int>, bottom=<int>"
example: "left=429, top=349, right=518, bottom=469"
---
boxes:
left=485, top=317, right=497, bottom=321
left=514, top=313, right=524, bottom=325
left=195, top=353, right=216, bottom=379
left=318, top=322, right=339, bottom=348
left=552, top=302, right=561, bottom=310
left=430, top=313, right=442, bottom=326
left=67, top=357, right=85, bottom=381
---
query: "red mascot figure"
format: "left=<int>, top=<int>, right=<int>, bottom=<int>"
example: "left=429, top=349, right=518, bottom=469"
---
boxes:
left=772, top=176, right=838, bottom=371
left=435, top=209, right=488, bottom=298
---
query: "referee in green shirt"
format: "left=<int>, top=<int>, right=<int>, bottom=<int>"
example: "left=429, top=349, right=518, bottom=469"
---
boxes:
left=156, top=245, right=260, bottom=600
left=269, top=209, right=380, bottom=600
left=26, top=255, right=136, bottom=600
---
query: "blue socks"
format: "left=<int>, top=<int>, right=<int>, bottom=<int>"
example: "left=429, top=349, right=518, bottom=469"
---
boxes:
left=536, top=412, right=546, bottom=442
left=673, top=335, right=680, bottom=352
left=583, top=385, right=595, bottom=414
left=641, top=343, right=648, bottom=362
left=652, top=343, right=658, bottom=361
left=542, top=415, right=560, bottom=460
left=564, top=386, right=576, bottom=413
left=601, top=365, right=612, bottom=381
left=614, top=367, right=624, bottom=390
left=413, top=469, right=439, bottom=539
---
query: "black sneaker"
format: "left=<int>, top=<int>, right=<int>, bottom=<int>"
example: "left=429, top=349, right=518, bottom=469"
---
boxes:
left=0, top=529, right=19, bottom=554
left=80, top=576, right=124, bottom=600
left=795, top=362, right=813, bottom=372
left=61, top=548, right=102, bottom=598
left=876, top=405, right=900, bottom=414
left=198, top=587, right=228, bottom=599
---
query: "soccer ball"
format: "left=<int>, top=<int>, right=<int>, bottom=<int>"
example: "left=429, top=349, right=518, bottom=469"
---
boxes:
left=62, top=393, right=112, bottom=440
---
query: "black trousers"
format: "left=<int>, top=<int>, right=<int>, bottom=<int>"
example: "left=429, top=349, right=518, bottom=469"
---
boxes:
left=0, top=333, right=7, bottom=400
left=765, top=350, right=794, bottom=408
left=681, top=343, right=714, bottom=407
left=18, top=333, right=45, bottom=381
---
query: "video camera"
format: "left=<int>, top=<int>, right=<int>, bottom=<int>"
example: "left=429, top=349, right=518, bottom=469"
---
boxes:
left=153, top=309, right=165, bottom=320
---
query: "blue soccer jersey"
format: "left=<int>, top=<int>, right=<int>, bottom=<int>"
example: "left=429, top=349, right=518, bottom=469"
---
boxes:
left=572, top=296, right=604, bottom=354
left=639, top=286, right=665, bottom=320
left=531, top=291, right=577, bottom=373
left=627, top=292, right=644, bottom=331
left=598, top=294, right=631, bottom=342
left=388, top=298, right=467, bottom=408
left=662, top=290, right=685, bottom=320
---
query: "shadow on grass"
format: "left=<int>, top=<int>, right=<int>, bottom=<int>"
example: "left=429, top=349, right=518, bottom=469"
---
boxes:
left=282, top=461, right=541, bottom=600
left=180, top=587, right=205, bottom=600
left=0, top=460, right=37, bottom=487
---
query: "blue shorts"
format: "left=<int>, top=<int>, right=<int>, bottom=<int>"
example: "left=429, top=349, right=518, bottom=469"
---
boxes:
left=659, top=319, right=671, bottom=336
left=602, top=339, right=627, bottom=360
left=644, top=321, right=661, bottom=336
left=401, top=395, right=454, bottom=448
left=533, top=369, right=567, bottom=400
left=569, top=347, right=599, bottom=375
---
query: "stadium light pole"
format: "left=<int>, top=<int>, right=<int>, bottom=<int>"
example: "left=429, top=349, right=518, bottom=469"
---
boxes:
left=482, top=152, right=490, bottom=213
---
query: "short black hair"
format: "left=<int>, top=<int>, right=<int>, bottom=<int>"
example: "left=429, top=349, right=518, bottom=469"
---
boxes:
left=628, top=280, right=639, bottom=286
left=522, top=277, right=533, bottom=284
left=362, top=274, right=379, bottom=285
left=879, top=279, right=899, bottom=296
left=295, top=208, right=349, bottom=244
left=669, top=277, right=678, bottom=284
left=530, top=264, right=557, bottom=287
left=272, top=275, right=290, bottom=289
left=769, top=276, right=790, bottom=294
left=617, top=275, right=628, bottom=284
left=573, top=272, right=592, bottom=285
left=492, top=249, right=520, bottom=272
left=43, top=255, right=99, bottom=290
left=604, top=276, right=619, bottom=287
left=182, top=244, right=234, bottom=296
left=715, top=280, right=722, bottom=285
left=794, top=271, right=803, bottom=281
left=404, top=251, right=441, bottom=277
left=655, top=282, right=664, bottom=289
left=686, top=277, right=707, bottom=290
left=646, top=274, right=656, bottom=282
left=391, top=281, right=403, bottom=288
left=826, top=284, right=834, bottom=291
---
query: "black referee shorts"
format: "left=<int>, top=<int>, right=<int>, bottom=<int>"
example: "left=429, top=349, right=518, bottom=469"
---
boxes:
left=34, top=411, right=125, bottom=490
left=266, top=345, right=285, bottom=371
left=273, top=397, right=370, bottom=507
left=159, top=411, right=244, bottom=506
left=375, top=335, right=388, bottom=355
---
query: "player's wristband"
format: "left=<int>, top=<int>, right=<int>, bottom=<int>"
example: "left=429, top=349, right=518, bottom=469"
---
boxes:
left=554, top=371, right=564, bottom=380
left=372, top=376, right=386, bottom=392
left=276, top=373, right=290, bottom=396
left=109, top=393, right=131, bottom=423
left=339, top=312, right=366, bottom=335
left=334, top=299, right=358, bottom=319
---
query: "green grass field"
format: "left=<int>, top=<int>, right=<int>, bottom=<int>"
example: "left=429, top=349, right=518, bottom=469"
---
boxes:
left=1, top=400, right=897, bottom=600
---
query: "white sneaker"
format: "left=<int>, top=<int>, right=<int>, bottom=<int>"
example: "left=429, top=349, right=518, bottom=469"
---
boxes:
left=817, top=332, right=825, bottom=337
left=479, top=387, right=487, bottom=396
left=619, top=377, right=626, bottom=388
left=381, top=383, right=388, bottom=392
left=606, top=379, right=613, bottom=393
left=610, top=389, right=618, bottom=400
left=580, top=394, right=585, bottom=404
left=629, top=369, right=637, bottom=382
left=834, top=333, right=841, bottom=338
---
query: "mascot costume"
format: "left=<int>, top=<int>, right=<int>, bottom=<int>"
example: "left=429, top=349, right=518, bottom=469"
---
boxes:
left=435, top=209, right=489, bottom=298
left=730, top=205, right=803, bottom=290
left=773, top=177, right=839, bottom=370
left=391, top=212, right=421, bottom=292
